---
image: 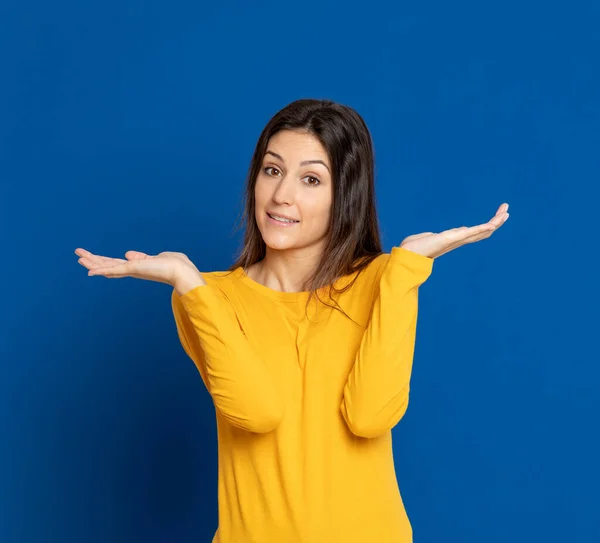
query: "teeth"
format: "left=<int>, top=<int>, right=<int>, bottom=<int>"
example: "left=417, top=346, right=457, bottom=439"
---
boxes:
left=269, top=213, right=297, bottom=223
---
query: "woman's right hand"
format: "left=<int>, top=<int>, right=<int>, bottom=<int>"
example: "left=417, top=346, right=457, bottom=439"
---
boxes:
left=75, top=248, right=205, bottom=290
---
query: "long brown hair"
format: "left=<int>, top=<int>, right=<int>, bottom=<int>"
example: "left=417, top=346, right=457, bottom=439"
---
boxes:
left=228, top=98, right=383, bottom=320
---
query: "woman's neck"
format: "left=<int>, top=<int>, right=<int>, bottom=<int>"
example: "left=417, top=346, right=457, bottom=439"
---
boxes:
left=246, top=253, right=320, bottom=293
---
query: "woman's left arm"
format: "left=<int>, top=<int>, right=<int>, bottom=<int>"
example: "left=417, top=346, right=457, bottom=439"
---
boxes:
left=340, top=247, right=433, bottom=438
left=340, top=203, right=509, bottom=438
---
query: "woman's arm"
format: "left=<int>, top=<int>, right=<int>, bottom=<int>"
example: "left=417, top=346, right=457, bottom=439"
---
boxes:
left=340, top=204, right=508, bottom=438
left=340, top=247, right=433, bottom=438
left=75, top=247, right=284, bottom=434
left=172, top=280, right=284, bottom=434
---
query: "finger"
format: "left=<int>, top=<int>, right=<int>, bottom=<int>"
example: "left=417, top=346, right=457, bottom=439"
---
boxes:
left=75, top=248, right=124, bottom=267
left=435, top=228, right=492, bottom=257
left=492, top=203, right=508, bottom=217
left=435, top=208, right=509, bottom=257
left=442, top=222, right=493, bottom=240
left=441, top=215, right=506, bottom=247
left=464, top=205, right=508, bottom=233
left=459, top=213, right=509, bottom=244
left=468, top=211, right=509, bottom=234
left=75, top=248, right=105, bottom=265
left=486, top=212, right=509, bottom=230
left=77, top=257, right=95, bottom=270
left=491, top=206, right=509, bottom=222
left=445, top=205, right=509, bottom=237
left=75, top=248, right=107, bottom=261
left=78, top=255, right=127, bottom=270
left=88, top=261, right=137, bottom=277
left=78, top=256, right=106, bottom=270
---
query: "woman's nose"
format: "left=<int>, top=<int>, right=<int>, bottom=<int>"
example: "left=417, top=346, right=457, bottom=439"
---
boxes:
left=271, top=177, right=295, bottom=205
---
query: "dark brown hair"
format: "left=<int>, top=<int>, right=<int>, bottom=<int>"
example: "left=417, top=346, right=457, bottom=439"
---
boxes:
left=228, top=98, right=383, bottom=320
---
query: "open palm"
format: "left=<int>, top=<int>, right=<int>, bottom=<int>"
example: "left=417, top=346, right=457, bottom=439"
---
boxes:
left=74, top=248, right=198, bottom=286
left=400, top=203, right=510, bottom=259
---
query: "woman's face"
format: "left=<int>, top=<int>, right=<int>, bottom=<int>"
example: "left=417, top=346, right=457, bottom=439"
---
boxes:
left=254, top=129, right=333, bottom=254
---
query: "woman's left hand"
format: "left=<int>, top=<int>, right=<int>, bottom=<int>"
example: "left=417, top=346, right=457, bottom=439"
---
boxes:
left=399, top=203, right=509, bottom=259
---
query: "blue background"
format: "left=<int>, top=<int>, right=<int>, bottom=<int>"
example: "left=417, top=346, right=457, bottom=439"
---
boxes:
left=1, top=1, right=598, bottom=541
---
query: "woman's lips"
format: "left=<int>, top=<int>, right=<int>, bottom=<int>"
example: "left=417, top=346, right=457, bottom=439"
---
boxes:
left=266, top=212, right=299, bottom=227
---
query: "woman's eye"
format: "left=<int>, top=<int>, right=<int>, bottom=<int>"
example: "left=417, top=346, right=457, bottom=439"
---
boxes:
left=264, top=167, right=320, bottom=186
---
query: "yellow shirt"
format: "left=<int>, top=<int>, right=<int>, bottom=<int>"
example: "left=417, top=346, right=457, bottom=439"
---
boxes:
left=171, top=246, right=434, bottom=542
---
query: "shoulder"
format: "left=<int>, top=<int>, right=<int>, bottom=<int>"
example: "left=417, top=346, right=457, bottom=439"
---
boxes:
left=352, top=251, right=391, bottom=284
left=331, top=252, right=390, bottom=297
left=171, top=268, right=239, bottom=306
left=200, top=268, right=241, bottom=283
left=337, top=247, right=433, bottom=294
left=194, top=267, right=245, bottom=303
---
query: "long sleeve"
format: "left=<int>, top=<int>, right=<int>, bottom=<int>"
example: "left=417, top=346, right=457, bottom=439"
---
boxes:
left=340, top=246, right=434, bottom=438
left=171, top=283, right=284, bottom=434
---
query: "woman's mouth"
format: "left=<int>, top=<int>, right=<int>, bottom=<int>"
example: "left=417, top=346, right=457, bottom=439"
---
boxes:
left=266, top=212, right=300, bottom=227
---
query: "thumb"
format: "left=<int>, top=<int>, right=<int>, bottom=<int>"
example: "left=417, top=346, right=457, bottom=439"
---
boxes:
left=125, top=250, right=150, bottom=260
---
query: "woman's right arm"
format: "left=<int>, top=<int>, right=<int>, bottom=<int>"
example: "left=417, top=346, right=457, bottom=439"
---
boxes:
left=171, top=282, right=284, bottom=434
left=75, top=246, right=283, bottom=434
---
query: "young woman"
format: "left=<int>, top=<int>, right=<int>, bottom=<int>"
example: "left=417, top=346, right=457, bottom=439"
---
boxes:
left=75, top=99, right=509, bottom=542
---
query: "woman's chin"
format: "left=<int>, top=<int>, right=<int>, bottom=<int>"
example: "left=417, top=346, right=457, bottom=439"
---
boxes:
left=263, top=237, right=297, bottom=251
left=260, top=227, right=328, bottom=253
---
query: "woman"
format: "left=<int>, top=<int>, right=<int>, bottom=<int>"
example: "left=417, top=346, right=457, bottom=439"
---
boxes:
left=75, top=98, right=509, bottom=542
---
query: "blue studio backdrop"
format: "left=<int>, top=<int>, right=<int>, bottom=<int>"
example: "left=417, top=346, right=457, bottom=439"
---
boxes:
left=1, top=1, right=598, bottom=542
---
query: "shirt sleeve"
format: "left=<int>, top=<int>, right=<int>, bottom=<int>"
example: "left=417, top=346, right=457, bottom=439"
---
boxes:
left=340, top=246, right=434, bottom=438
left=171, top=283, right=284, bottom=434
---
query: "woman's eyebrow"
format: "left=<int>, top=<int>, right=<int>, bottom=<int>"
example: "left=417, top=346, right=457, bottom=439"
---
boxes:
left=265, top=150, right=330, bottom=173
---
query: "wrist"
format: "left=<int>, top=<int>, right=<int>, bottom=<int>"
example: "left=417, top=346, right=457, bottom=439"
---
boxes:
left=174, top=266, right=206, bottom=296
